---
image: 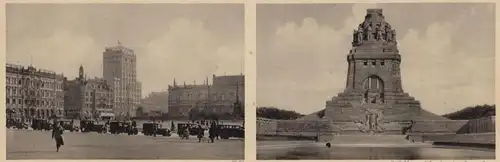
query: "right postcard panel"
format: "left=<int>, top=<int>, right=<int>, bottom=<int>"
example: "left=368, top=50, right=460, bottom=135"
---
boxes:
left=256, top=3, right=496, bottom=160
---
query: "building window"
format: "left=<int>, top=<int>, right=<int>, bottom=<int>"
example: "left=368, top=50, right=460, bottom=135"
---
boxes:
left=372, top=61, right=376, bottom=66
left=363, top=61, right=368, bottom=66
left=381, top=61, right=385, bottom=66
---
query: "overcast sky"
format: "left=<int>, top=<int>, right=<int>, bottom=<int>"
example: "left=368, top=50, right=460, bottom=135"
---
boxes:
left=7, top=4, right=244, bottom=97
left=257, top=3, right=495, bottom=115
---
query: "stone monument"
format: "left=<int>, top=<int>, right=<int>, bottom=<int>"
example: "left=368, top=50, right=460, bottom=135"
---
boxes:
left=324, top=9, right=445, bottom=135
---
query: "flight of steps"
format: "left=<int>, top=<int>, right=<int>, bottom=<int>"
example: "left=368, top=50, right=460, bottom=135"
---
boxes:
left=329, top=134, right=411, bottom=144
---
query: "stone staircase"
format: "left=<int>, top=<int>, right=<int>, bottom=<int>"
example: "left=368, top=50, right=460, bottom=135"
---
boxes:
left=329, top=134, right=411, bottom=144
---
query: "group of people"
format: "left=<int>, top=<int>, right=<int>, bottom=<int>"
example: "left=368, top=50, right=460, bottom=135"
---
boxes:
left=197, top=121, right=220, bottom=143
left=177, top=120, right=221, bottom=143
left=6, top=118, right=29, bottom=129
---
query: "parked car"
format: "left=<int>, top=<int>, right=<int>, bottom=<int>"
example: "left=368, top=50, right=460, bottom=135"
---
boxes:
left=218, top=124, right=244, bottom=139
left=142, top=122, right=171, bottom=136
left=59, top=119, right=79, bottom=132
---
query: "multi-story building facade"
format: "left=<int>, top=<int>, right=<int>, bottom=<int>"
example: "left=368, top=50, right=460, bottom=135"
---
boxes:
left=103, top=43, right=142, bottom=119
left=6, top=63, right=65, bottom=120
left=168, top=74, right=244, bottom=117
left=64, top=65, right=114, bottom=119
left=140, top=91, right=169, bottom=114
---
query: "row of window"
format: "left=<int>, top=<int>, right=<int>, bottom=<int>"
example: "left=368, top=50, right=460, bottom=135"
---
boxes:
left=6, top=98, right=63, bottom=107
left=363, top=60, right=386, bottom=66
left=6, top=87, right=58, bottom=98
left=6, top=76, right=63, bottom=90
left=83, top=103, right=112, bottom=109
left=86, top=84, right=109, bottom=90
left=171, top=93, right=239, bottom=101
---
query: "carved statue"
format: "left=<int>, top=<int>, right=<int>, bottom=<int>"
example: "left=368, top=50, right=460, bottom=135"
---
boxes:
left=353, top=30, right=358, bottom=45
left=391, top=29, right=397, bottom=42
left=387, top=29, right=393, bottom=42
left=366, top=23, right=373, bottom=40
left=358, top=29, right=364, bottom=43
left=376, top=28, right=383, bottom=41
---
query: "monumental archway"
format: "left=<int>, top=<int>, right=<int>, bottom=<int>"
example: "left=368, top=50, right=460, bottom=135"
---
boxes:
left=362, top=75, right=385, bottom=103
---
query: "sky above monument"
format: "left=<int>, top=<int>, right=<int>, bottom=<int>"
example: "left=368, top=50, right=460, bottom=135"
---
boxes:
left=7, top=4, right=244, bottom=97
left=257, top=3, right=495, bottom=115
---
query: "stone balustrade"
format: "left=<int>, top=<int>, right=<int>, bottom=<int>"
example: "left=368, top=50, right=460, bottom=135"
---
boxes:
left=409, top=120, right=469, bottom=134
left=422, top=132, right=495, bottom=145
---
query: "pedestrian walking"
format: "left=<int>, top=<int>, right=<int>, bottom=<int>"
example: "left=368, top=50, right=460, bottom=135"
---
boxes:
left=209, top=121, right=217, bottom=143
left=51, top=121, right=65, bottom=152
left=197, top=124, right=204, bottom=143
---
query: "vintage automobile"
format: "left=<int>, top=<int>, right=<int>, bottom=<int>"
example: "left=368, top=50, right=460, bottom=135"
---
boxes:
left=109, top=121, right=126, bottom=134
left=110, top=121, right=138, bottom=135
left=80, top=119, right=96, bottom=132
left=31, top=119, right=51, bottom=131
left=177, top=123, right=204, bottom=136
left=218, top=124, right=244, bottom=139
left=92, top=123, right=106, bottom=133
left=142, top=123, right=171, bottom=136
left=59, top=119, right=79, bottom=132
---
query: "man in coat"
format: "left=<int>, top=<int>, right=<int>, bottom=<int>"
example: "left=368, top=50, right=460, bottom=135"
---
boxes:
left=51, top=120, right=65, bottom=152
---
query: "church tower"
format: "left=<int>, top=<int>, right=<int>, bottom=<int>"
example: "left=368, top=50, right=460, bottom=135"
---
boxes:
left=324, top=9, right=427, bottom=126
left=79, top=65, right=84, bottom=80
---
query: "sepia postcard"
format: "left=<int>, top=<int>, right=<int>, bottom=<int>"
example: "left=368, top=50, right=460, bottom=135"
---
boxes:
left=1, top=1, right=499, bottom=162
left=256, top=3, right=496, bottom=160
left=5, top=3, right=245, bottom=160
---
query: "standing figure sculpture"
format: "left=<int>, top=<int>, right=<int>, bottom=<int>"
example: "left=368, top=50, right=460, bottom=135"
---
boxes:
left=386, top=29, right=393, bottom=42
left=376, top=27, right=383, bottom=41
left=353, top=30, right=358, bottom=45
left=366, top=23, right=373, bottom=40
left=391, top=30, right=397, bottom=42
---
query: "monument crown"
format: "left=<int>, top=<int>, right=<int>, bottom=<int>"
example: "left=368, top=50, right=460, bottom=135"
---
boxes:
left=352, top=8, right=397, bottom=47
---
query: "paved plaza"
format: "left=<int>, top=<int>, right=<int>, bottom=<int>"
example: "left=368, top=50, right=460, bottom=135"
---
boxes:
left=257, top=141, right=495, bottom=160
left=7, top=129, right=244, bottom=160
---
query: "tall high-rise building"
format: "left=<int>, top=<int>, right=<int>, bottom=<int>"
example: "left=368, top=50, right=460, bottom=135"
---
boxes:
left=103, top=42, right=142, bottom=119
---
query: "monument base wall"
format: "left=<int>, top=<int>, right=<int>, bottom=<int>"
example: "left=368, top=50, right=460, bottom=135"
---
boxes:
left=325, top=91, right=422, bottom=122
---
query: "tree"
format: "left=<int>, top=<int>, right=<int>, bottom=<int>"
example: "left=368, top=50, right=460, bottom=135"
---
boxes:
left=232, top=101, right=244, bottom=120
left=136, top=106, right=144, bottom=116
left=316, top=109, right=325, bottom=119
left=171, top=121, right=176, bottom=132
left=188, top=108, right=199, bottom=120
left=205, top=112, right=219, bottom=120
left=257, top=107, right=305, bottom=120
left=443, top=104, right=495, bottom=120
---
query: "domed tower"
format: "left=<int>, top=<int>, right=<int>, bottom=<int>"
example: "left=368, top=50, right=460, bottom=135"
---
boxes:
left=325, top=9, right=424, bottom=128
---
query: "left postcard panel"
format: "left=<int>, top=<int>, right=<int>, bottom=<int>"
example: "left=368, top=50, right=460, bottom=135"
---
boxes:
left=6, top=3, right=245, bottom=160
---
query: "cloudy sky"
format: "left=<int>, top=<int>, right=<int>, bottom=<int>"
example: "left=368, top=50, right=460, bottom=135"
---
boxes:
left=257, top=3, right=495, bottom=115
left=7, top=4, right=244, bottom=97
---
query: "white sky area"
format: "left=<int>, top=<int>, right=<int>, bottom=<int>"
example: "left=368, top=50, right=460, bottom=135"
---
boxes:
left=257, top=3, right=495, bottom=115
left=7, top=4, right=244, bottom=98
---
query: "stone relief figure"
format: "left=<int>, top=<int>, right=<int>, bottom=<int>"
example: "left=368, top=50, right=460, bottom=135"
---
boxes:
left=391, top=29, right=397, bottom=42
left=352, top=30, right=358, bottom=45
left=376, top=28, right=383, bottom=41
left=366, top=23, right=373, bottom=40
left=386, top=29, right=393, bottom=42
left=358, top=29, right=364, bottom=43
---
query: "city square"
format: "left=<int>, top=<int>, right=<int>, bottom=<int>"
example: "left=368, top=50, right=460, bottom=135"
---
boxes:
left=6, top=3, right=245, bottom=160
left=7, top=129, right=244, bottom=159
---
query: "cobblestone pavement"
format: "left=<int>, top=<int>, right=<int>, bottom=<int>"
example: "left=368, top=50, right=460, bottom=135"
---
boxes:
left=257, top=140, right=495, bottom=160
left=7, top=129, right=244, bottom=160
